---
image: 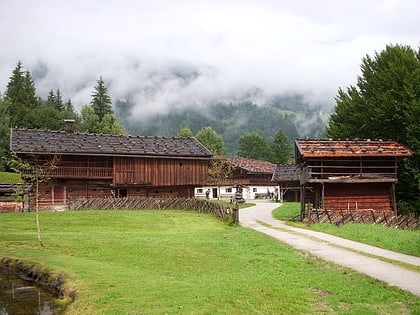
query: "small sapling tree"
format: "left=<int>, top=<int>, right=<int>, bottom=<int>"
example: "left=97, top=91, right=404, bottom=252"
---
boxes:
left=9, top=152, right=60, bottom=247
left=208, top=157, right=236, bottom=200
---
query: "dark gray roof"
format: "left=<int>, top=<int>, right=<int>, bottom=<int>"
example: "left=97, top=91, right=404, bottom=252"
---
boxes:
left=10, top=129, right=213, bottom=158
left=271, top=164, right=299, bottom=182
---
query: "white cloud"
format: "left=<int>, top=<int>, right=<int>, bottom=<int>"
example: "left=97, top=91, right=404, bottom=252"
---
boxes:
left=0, top=0, right=419, bottom=117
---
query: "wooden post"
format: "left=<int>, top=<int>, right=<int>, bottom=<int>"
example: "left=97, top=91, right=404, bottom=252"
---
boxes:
left=300, top=185, right=307, bottom=221
left=232, top=204, right=239, bottom=225
left=308, top=203, right=312, bottom=225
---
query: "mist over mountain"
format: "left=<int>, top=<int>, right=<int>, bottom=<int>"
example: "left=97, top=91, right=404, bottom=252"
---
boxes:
left=18, top=58, right=331, bottom=155
left=112, top=73, right=330, bottom=155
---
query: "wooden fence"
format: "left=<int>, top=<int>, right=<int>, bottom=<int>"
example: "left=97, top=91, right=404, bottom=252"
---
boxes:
left=307, top=208, right=419, bottom=230
left=69, top=197, right=230, bottom=221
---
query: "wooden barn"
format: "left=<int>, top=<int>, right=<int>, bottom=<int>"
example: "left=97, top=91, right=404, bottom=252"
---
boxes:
left=10, top=122, right=212, bottom=208
left=295, top=139, right=412, bottom=218
left=271, top=164, right=300, bottom=202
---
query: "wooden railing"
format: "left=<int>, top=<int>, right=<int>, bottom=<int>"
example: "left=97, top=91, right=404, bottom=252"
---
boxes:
left=301, top=166, right=398, bottom=183
left=23, top=167, right=113, bottom=179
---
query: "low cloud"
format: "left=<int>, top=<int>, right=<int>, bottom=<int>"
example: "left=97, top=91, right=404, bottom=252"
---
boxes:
left=1, top=0, right=419, bottom=120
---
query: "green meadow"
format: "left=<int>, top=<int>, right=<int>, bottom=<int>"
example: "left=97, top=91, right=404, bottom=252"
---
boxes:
left=273, top=202, right=420, bottom=257
left=0, top=209, right=419, bottom=314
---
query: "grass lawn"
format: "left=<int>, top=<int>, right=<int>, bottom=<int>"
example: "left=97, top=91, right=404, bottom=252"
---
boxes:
left=0, top=210, right=419, bottom=314
left=273, top=202, right=420, bottom=257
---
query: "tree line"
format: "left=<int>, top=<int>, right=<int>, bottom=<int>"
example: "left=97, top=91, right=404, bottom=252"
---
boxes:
left=0, top=61, right=294, bottom=172
left=0, top=61, right=126, bottom=171
left=327, top=44, right=420, bottom=214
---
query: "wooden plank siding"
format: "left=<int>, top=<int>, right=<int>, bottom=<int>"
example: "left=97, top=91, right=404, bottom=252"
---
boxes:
left=295, top=139, right=412, bottom=218
left=10, top=127, right=213, bottom=207
left=300, top=157, right=399, bottom=184
left=113, top=157, right=208, bottom=187
left=323, top=183, right=393, bottom=212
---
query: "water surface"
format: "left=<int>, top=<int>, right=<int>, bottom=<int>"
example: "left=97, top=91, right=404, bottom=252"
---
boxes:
left=0, top=272, right=63, bottom=315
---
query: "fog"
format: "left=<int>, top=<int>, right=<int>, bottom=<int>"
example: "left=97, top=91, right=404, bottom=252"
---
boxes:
left=1, top=0, right=419, bottom=118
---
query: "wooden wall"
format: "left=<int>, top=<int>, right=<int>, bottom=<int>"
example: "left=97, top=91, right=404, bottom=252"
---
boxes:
left=29, top=155, right=208, bottom=207
left=323, top=183, right=393, bottom=212
left=37, top=179, right=113, bottom=206
left=113, top=157, right=208, bottom=187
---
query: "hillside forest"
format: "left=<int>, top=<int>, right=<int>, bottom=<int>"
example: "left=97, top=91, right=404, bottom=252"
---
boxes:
left=0, top=44, right=419, bottom=212
left=0, top=61, right=328, bottom=170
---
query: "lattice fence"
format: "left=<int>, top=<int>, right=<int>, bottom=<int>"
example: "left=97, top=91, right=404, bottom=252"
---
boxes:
left=69, top=197, right=230, bottom=221
left=307, top=208, right=419, bottom=230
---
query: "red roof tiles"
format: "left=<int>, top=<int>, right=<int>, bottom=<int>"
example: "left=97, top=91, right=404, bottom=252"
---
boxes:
left=295, top=139, right=412, bottom=158
left=223, top=156, right=276, bottom=174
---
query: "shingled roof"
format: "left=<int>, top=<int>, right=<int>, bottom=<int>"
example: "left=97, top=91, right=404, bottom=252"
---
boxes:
left=10, top=128, right=213, bottom=158
left=223, top=156, right=276, bottom=174
left=295, top=139, right=412, bottom=158
left=271, top=164, right=299, bottom=182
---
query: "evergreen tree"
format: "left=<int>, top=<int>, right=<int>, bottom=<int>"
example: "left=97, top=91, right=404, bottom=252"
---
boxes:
left=269, top=130, right=293, bottom=164
left=61, top=99, right=81, bottom=130
left=22, top=70, right=38, bottom=108
left=237, top=132, right=268, bottom=160
left=0, top=97, right=11, bottom=171
left=91, top=76, right=113, bottom=121
left=195, top=127, right=226, bottom=155
left=327, top=44, right=420, bottom=212
left=5, top=61, right=25, bottom=105
left=55, top=89, right=64, bottom=111
left=4, top=62, right=40, bottom=128
left=46, top=89, right=64, bottom=111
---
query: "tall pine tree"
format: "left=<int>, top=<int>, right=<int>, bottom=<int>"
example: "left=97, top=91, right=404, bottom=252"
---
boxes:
left=91, top=76, right=113, bottom=122
left=4, top=61, right=40, bottom=128
left=269, top=130, right=292, bottom=164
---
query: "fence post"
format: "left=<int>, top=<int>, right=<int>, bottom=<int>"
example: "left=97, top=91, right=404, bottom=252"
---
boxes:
left=232, top=204, right=239, bottom=225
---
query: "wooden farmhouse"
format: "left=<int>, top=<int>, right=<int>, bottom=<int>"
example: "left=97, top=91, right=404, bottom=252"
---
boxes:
left=195, top=156, right=277, bottom=200
left=271, top=164, right=300, bottom=202
left=295, top=139, right=412, bottom=218
left=10, top=122, right=212, bottom=208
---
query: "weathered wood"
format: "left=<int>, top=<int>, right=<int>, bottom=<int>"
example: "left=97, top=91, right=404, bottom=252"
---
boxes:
left=306, top=209, right=419, bottom=230
left=69, top=197, right=230, bottom=221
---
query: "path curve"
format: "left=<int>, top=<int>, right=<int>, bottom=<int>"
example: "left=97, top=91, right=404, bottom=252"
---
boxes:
left=239, top=200, right=420, bottom=297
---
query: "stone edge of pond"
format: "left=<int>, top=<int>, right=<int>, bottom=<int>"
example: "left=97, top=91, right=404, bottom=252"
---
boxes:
left=0, top=257, right=77, bottom=307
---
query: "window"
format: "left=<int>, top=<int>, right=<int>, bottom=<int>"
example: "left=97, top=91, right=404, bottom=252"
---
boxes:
left=226, top=188, right=232, bottom=193
left=253, top=188, right=257, bottom=192
left=197, top=188, right=203, bottom=194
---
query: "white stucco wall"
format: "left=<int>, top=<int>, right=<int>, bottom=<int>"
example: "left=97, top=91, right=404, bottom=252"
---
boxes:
left=195, top=185, right=279, bottom=200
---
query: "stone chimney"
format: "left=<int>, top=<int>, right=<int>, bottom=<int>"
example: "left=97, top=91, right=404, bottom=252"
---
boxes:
left=64, top=119, right=75, bottom=133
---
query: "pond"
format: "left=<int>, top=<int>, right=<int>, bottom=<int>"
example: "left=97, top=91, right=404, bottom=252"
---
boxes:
left=0, top=272, right=64, bottom=315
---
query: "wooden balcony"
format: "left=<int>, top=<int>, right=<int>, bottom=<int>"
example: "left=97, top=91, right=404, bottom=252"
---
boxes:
left=23, top=167, right=113, bottom=179
left=300, top=165, right=398, bottom=184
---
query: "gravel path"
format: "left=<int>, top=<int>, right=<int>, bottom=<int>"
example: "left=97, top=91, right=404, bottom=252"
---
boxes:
left=239, top=200, right=420, bottom=297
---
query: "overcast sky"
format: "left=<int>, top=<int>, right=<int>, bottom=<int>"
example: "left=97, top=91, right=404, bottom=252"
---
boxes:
left=0, top=0, right=419, bottom=115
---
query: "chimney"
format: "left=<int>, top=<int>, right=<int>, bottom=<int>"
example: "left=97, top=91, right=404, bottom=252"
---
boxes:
left=64, top=119, right=75, bottom=133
